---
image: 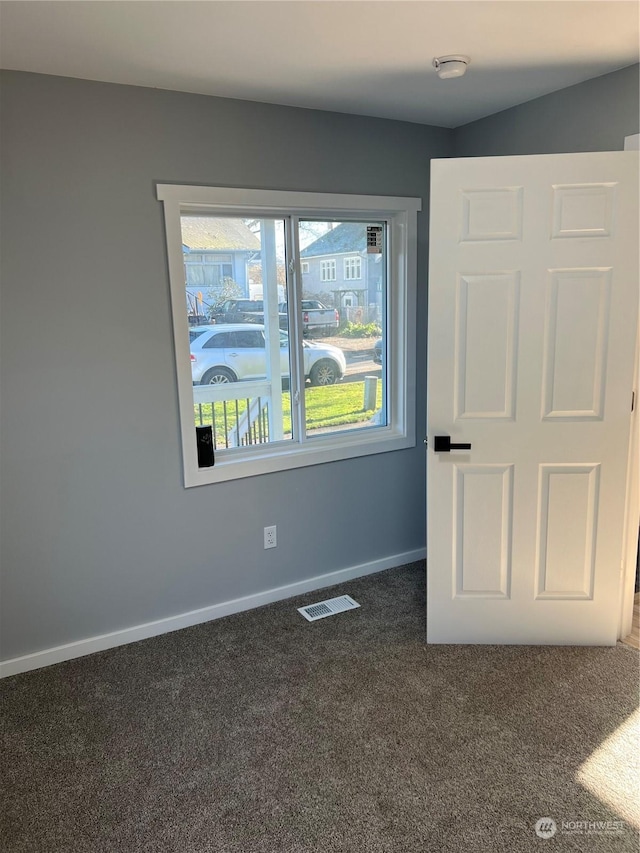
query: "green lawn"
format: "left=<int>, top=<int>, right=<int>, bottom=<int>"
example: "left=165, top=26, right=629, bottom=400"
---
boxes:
left=304, top=382, right=382, bottom=428
left=194, top=380, right=383, bottom=447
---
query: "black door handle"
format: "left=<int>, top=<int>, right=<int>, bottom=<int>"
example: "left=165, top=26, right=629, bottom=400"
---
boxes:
left=434, top=435, right=471, bottom=452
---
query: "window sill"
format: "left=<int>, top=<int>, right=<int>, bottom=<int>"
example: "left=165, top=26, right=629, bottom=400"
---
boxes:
left=184, top=425, right=415, bottom=487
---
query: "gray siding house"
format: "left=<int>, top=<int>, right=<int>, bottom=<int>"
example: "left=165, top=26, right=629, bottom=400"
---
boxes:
left=181, top=217, right=260, bottom=317
left=300, top=223, right=384, bottom=309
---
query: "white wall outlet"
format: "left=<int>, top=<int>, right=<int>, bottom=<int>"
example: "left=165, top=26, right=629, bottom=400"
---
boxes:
left=264, top=525, right=277, bottom=549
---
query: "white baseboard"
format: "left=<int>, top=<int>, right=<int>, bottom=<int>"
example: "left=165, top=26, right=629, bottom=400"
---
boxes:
left=0, top=548, right=425, bottom=678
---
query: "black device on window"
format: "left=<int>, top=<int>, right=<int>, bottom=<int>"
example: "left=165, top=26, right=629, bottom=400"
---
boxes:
left=196, top=426, right=215, bottom=467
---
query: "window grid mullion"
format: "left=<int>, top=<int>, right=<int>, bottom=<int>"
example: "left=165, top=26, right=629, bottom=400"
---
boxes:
left=286, top=216, right=307, bottom=444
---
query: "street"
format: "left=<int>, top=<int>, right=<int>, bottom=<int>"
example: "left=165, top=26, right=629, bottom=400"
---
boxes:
left=342, top=349, right=381, bottom=384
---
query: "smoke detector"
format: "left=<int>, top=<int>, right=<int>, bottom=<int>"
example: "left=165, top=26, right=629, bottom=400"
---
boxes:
left=433, top=55, right=470, bottom=79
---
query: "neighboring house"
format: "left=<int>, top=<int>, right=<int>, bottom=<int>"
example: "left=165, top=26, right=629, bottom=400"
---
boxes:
left=181, top=217, right=260, bottom=316
left=300, top=223, right=384, bottom=309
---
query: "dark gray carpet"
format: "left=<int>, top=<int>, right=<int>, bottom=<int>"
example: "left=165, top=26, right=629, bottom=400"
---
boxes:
left=1, top=562, right=638, bottom=852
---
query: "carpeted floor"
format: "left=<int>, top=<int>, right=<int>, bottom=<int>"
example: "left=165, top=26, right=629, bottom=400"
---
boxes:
left=1, top=562, right=639, bottom=852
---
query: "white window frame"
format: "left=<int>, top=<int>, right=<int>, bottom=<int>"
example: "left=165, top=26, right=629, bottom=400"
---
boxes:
left=301, top=261, right=310, bottom=274
left=344, top=255, right=362, bottom=280
left=320, top=258, right=337, bottom=282
left=157, top=184, right=421, bottom=487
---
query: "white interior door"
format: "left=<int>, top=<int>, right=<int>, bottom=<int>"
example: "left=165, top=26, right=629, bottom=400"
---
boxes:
left=427, top=151, right=638, bottom=645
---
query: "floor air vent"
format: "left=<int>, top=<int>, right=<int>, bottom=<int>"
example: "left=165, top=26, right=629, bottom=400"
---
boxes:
left=298, top=595, right=360, bottom=622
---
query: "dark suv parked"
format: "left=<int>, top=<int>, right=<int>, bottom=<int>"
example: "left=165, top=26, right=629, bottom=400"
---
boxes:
left=211, top=299, right=288, bottom=329
left=210, top=299, right=264, bottom=324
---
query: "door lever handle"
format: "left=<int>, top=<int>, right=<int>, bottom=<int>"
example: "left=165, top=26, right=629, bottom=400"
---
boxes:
left=434, top=435, right=471, bottom=452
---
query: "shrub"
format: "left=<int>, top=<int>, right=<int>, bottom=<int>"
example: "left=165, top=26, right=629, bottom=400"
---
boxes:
left=339, top=321, right=382, bottom=338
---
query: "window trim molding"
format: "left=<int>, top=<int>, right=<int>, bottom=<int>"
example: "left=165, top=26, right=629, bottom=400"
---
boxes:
left=157, top=184, right=421, bottom=487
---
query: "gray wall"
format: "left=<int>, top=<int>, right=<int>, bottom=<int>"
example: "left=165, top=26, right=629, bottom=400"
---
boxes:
left=453, top=64, right=639, bottom=156
left=0, top=72, right=450, bottom=660
left=2, top=62, right=638, bottom=663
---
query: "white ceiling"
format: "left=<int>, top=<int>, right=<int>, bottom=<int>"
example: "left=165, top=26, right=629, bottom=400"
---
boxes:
left=0, top=1, right=638, bottom=128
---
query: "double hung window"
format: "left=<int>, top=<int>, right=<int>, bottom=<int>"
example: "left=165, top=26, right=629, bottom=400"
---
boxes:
left=344, top=256, right=362, bottom=280
left=320, top=259, right=337, bottom=282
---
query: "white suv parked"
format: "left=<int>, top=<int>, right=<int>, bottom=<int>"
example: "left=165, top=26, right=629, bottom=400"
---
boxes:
left=190, top=324, right=347, bottom=386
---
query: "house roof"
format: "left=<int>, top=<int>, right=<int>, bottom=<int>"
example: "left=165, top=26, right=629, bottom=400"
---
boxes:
left=181, top=217, right=261, bottom=251
left=300, top=223, right=366, bottom=258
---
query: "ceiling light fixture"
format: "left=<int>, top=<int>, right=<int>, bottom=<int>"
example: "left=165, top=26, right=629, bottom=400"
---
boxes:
left=433, top=55, right=471, bottom=79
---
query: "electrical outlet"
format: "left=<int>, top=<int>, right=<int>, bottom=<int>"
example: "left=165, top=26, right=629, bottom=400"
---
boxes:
left=264, top=525, right=277, bottom=549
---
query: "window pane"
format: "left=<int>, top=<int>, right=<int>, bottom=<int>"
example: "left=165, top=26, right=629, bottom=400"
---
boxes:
left=182, top=215, right=292, bottom=453
left=299, top=220, right=386, bottom=438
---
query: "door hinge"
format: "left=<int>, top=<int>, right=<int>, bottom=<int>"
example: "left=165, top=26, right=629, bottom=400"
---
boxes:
left=288, top=259, right=296, bottom=273
left=632, top=391, right=636, bottom=413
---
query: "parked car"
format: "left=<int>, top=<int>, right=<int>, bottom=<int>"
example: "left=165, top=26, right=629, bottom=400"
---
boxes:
left=190, top=324, right=347, bottom=386
left=210, top=299, right=288, bottom=329
left=188, top=314, right=212, bottom=326
left=279, top=300, right=340, bottom=336
left=211, top=298, right=338, bottom=336
left=189, top=327, right=210, bottom=343
left=373, top=338, right=383, bottom=364
left=210, top=299, right=264, bottom=323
